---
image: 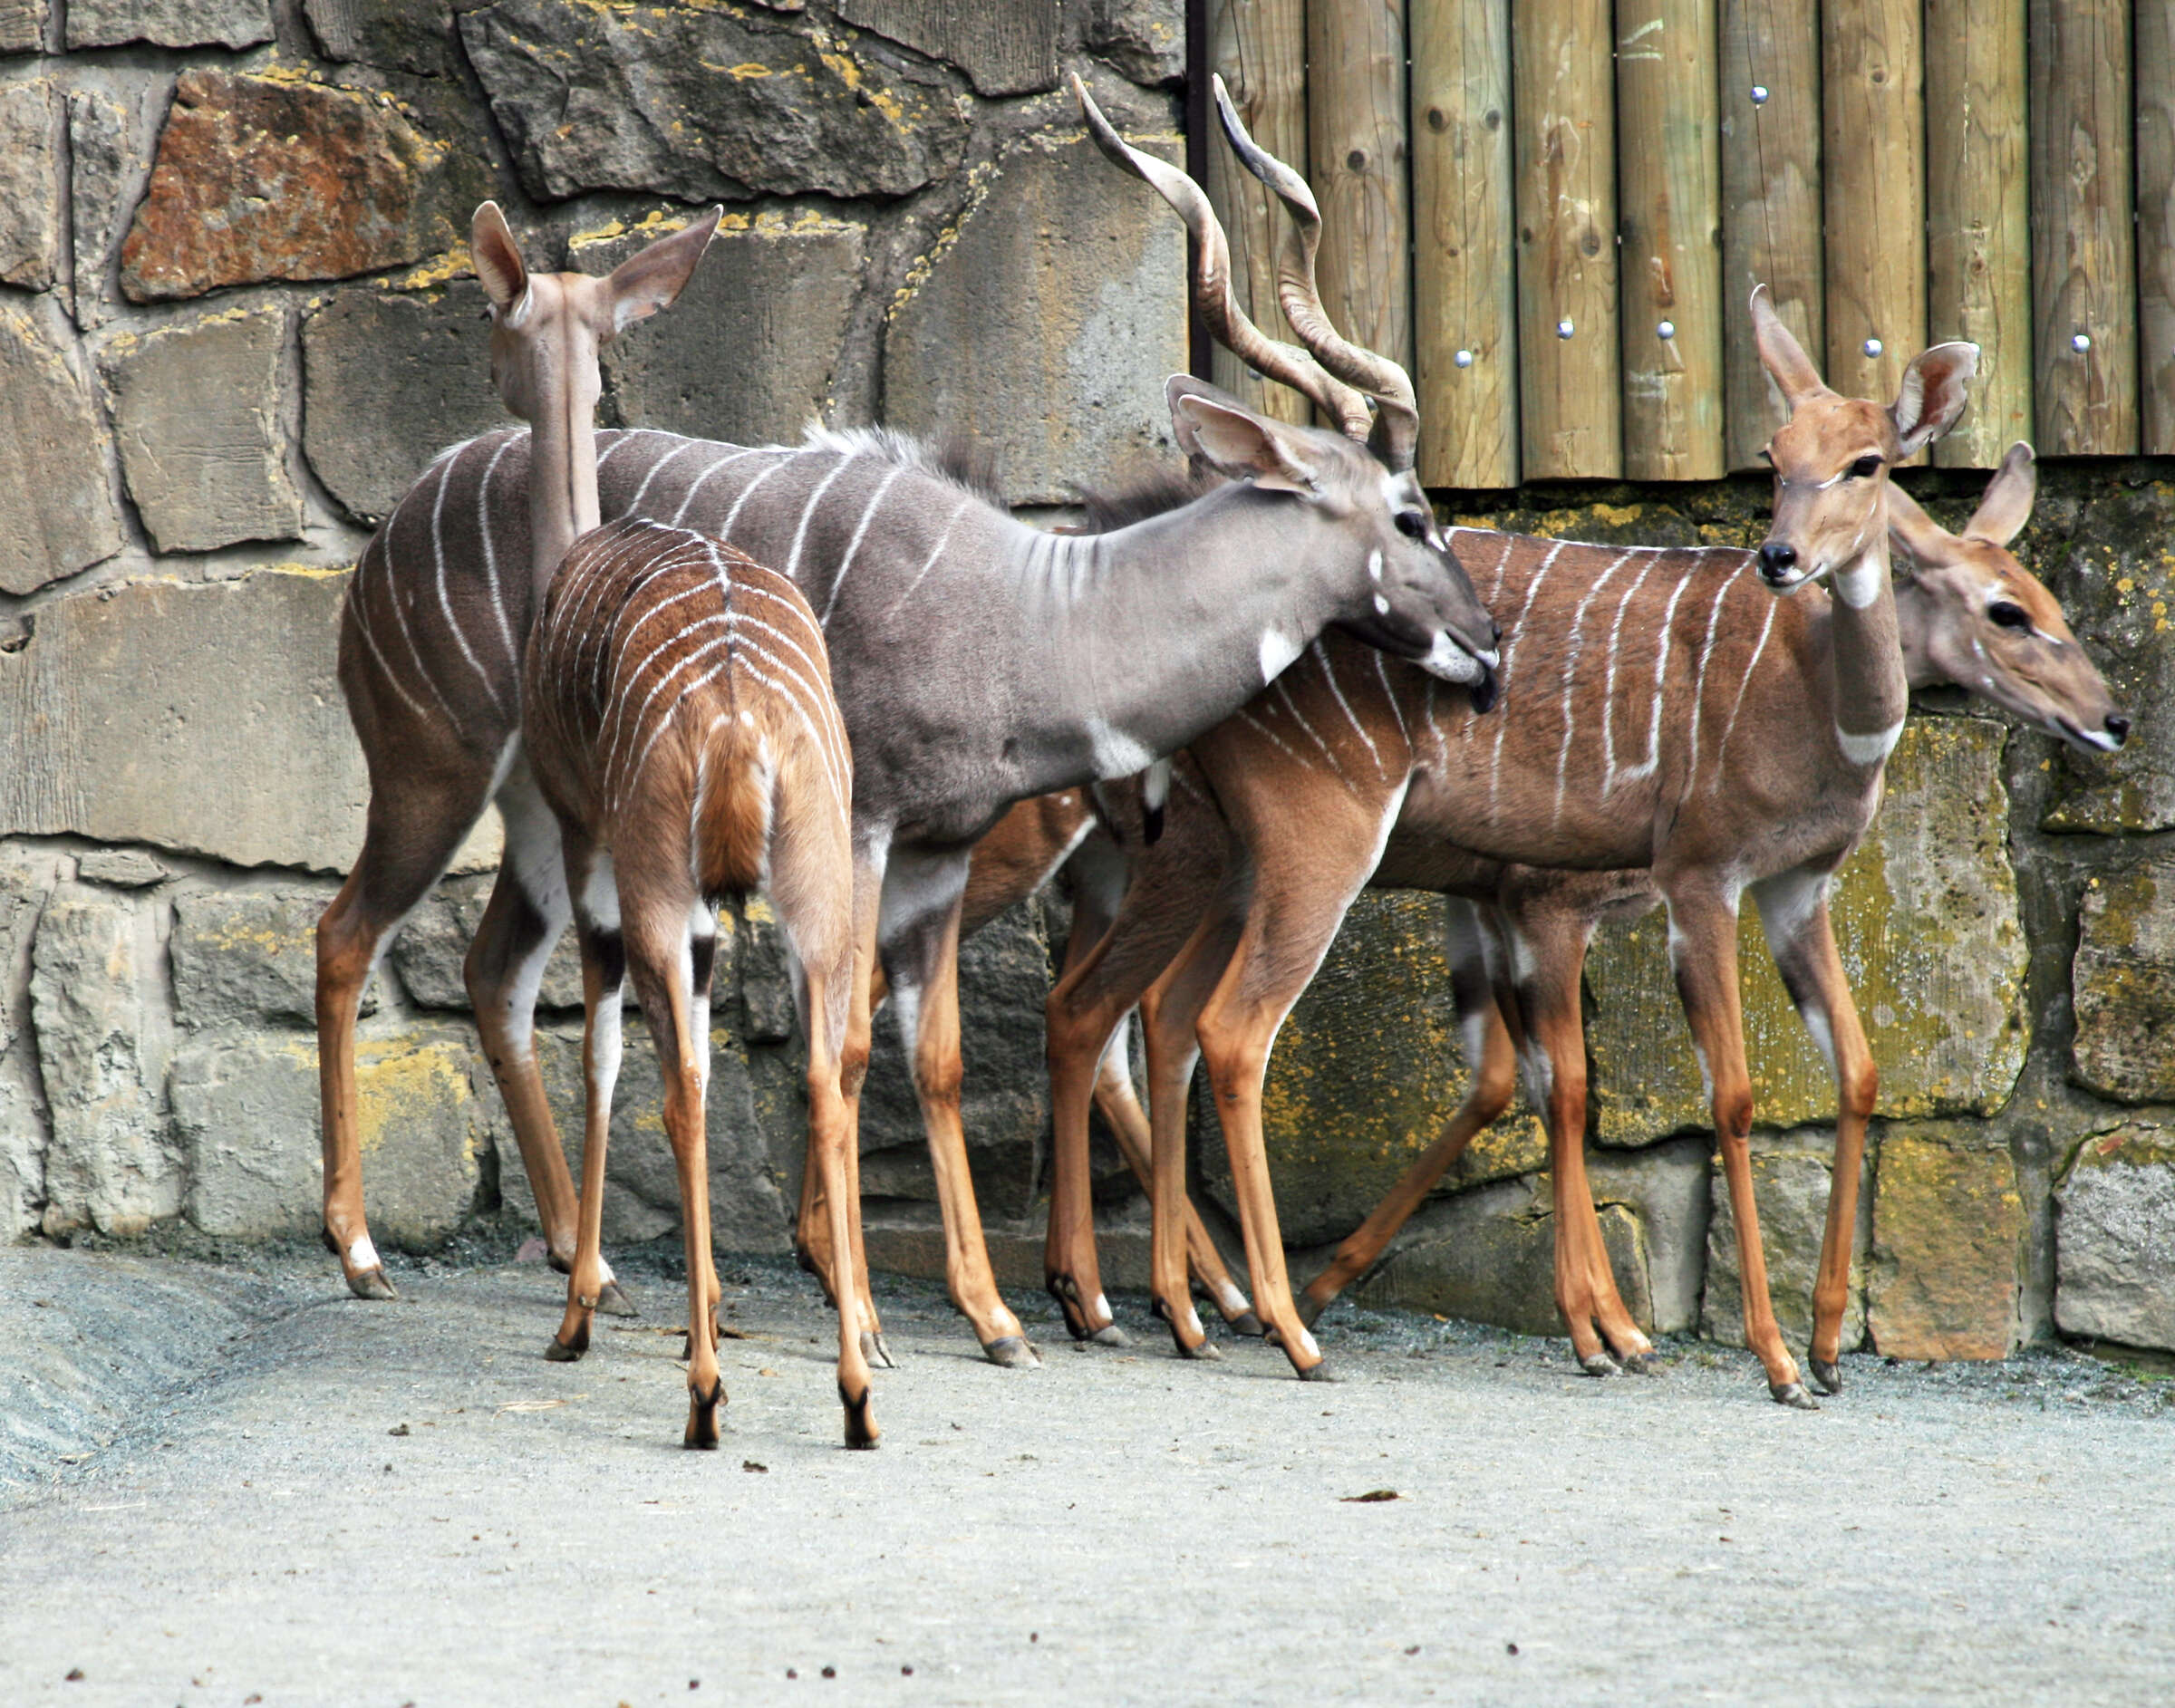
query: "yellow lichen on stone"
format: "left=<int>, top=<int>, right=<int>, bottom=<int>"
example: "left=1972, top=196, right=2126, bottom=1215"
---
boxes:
left=1867, top=1127, right=2023, bottom=1360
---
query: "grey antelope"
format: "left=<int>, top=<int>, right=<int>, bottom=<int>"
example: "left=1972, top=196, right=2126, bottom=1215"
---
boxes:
left=959, top=438, right=2122, bottom=1381
left=311, top=83, right=1501, bottom=1366
left=467, top=203, right=874, bottom=1448
left=1022, top=260, right=1990, bottom=1403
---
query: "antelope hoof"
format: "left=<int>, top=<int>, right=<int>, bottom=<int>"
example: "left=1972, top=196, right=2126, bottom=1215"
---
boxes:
left=1174, top=1333, right=1223, bottom=1362
left=684, top=1381, right=723, bottom=1451
left=1295, top=1359, right=1338, bottom=1384
left=841, top=1382, right=879, bottom=1451
left=1088, top=1323, right=1130, bottom=1348
left=346, top=1266, right=398, bottom=1303
left=1228, top=1309, right=1267, bottom=1338
left=1619, top=1352, right=1667, bottom=1377
left=1579, top=1351, right=1623, bottom=1378
left=1293, top=1292, right=1328, bottom=1331
left=544, top=1332, right=586, bottom=1364
left=860, top=1330, right=897, bottom=1370
left=1809, top=1357, right=1843, bottom=1395
left=594, top=1279, right=639, bottom=1318
left=1770, top=1380, right=1820, bottom=1411
left=982, top=1336, right=1041, bottom=1370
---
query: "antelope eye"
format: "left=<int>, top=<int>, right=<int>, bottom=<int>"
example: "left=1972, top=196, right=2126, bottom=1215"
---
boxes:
left=1988, top=600, right=2031, bottom=630
left=1395, top=509, right=1429, bottom=540
left=1848, top=454, right=1882, bottom=479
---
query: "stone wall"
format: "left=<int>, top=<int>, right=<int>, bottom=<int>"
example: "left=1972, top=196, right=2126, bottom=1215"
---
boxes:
left=1, top=4, right=2171, bottom=1367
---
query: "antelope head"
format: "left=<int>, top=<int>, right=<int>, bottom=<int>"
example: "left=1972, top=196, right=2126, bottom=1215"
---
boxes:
left=1075, top=78, right=1502, bottom=703
left=1890, top=443, right=2130, bottom=754
left=1749, top=285, right=1977, bottom=607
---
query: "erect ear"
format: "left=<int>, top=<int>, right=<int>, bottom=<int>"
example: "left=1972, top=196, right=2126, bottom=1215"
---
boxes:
left=471, top=201, right=528, bottom=316
left=1891, top=341, right=1979, bottom=456
left=1964, top=441, right=2036, bottom=546
left=1750, top=285, right=1826, bottom=408
left=1882, top=481, right=1950, bottom=565
left=604, top=207, right=722, bottom=334
left=1166, top=375, right=1329, bottom=496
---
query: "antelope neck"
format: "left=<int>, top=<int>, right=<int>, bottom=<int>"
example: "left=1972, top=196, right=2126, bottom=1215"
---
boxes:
left=525, top=365, right=602, bottom=594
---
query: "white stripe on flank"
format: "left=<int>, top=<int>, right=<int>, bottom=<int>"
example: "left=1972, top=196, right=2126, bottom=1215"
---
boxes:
left=430, top=444, right=503, bottom=711
left=1313, top=642, right=1383, bottom=777
left=881, top=497, right=972, bottom=620
left=784, top=452, right=852, bottom=584
left=1620, top=552, right=1705, bottom=786
left=821, top=462, right=903, bottom=623
left=1551, top=550, right=1633, bottom=826
left=626, top=436, right=707, bottom=512
left=1237, top=707, right=1312, bottom=770
left=1370, top=650, right=1411, bottom=753
left=1271, top=674, right=1350, bottom=786
left=346, top=569, right=433, bottom=721
left=1599, top=551, right=1662, bottom=791
left=1681, top=561, right=1747, bottom=801
left=720, top=451, right=797, bottom=539
left=476, top=435, right=521, bottom=669
left=669, top=447, right=772, bottom=525
left=1712, top=575, right=1778, bottom=789
left=1487, top=539, right=1566, bottom=815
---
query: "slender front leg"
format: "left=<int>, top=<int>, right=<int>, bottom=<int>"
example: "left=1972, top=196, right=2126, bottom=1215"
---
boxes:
left=1666, top=885, right=1813, bottom=1408
left=1042, top=964, right=1133, bottom=1346
left=548, top=857, right=625, bottom=1364
left=806, top=964, right=877, bottom=1448
left=884, top=858, right=1036, bottom=1367
left=1754, top=871, right=1873, bottom=1395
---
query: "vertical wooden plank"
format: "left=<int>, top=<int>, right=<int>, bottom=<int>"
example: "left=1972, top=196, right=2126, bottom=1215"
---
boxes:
left=2141, top=3, right=2175, bottom=452
left=1924, top=0, right=2031, bottom=468
left=1205, top=0, right=1310, bottom=425
left=1718, top=0, right=1822, bottom=469
left=1513, top=0, right=1620, bottom=479
left=1308, top=0, right=1413, bottom=373
left=1616, top=0, right=1723, bottom=480
left=1411, top=0, right=1517, bottom=488
left=2030, top=0, right=2136, bottom=456
left=1822, top=0, right=1924, bottom=436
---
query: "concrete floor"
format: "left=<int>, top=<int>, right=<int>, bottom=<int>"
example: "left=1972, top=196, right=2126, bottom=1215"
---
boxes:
left=4, top=1240, right=2173, bottom=1706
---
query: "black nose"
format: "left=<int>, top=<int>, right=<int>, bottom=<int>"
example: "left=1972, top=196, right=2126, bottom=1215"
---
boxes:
left=1468, top=665, right=1498, bottom=716
left=1758, top=542, right=1798, bottom=579
left=2106, top=714, right=2131, bottom=747
left=1490, top=619, right=1503, bottom=651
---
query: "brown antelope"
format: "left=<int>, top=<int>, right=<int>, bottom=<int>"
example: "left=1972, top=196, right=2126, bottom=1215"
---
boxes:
left=1010, top=86, right=1999, bottom=1404
left=313, top=80, right=1500, bottom=1369
left=467, top=202, right=875, bottom=1449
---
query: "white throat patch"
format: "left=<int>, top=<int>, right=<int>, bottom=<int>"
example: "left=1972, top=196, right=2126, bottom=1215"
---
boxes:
left=1258, top=627, right=1304, bottom=684
left=1835, top=717, right=1903, bottom=766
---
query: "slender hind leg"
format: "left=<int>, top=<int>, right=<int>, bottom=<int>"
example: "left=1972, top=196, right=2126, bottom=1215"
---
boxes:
left=547, top=843, right=625, bottom=1364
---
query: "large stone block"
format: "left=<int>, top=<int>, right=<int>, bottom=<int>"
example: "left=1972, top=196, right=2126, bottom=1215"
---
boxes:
left=301, top=283, right=506, bottom=526
left=69, top=0, right=271, bottom=48
left=0, top=78, right=58, bottom=290
left=1086, top=0, right=1185, bottom=87
left=2054, top=1124, right=2175, bottom=1352
left=1201, top=893, right=1543, bottom=1250
left=171, top=886, right=378, bottom=1028
left=104, top=308, right=303, bottom=555
left=174, top=1028, right=486, bottom=1246
left=0, top=843, right=64, bottom=1239
left=0, top=0, right=45, bottom=54
left=460, top=0, right=967, bottom=205
left=834, top=0, right=1058, bottom=96
left=1867, top=1126, right=2023, bottom=1360
left=31, top=885, right=178, bottom=1237
left=121, top=70, right=458, bottom=302
left=2071, top=859, right=2175, bottom=1104
left=490, top=1019, right=790, bottom=1256
left=303, top=0, right=458, bottom=77
left=67, top=82, right=151, bottom=329
left=579, top=209, right=866, bottom=448
left=1702, top=1135, right=1870, bottom=1353
left=1587, top=718, right=2028, bottom=1146
left=885, top=131, right=1189, bottom=506
left=388, top=871, right=585, bottom=1013
left=0, top=568, right=500, bottom=876
left=0, top=302, right=122, bottom=595
left=853, top=901, right=1053, bottom=1221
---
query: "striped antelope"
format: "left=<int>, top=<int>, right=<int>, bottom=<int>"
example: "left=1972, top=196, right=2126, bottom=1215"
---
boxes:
left=1024, top=243, right=1988, bottom=1399
left=961, top=438, right=2122, bottom=1386
left=470, top=203, right=874, bottom=1447
left=311, top=89, right=1502, bottom=1366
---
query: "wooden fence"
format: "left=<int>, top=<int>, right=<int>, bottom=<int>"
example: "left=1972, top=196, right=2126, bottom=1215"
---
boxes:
left=1204, top=0, right=2174, bottom=487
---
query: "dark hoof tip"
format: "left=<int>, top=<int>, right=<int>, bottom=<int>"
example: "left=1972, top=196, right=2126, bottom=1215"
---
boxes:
left=1175, top=1336, right=1223, bottom=1362
left=347, top=1267, right=398, bottom=1303
left=1229, top=1310, right=1267, bottom=1338
left=1579, top=1352, right=1624, bottom=1378
left=1619, top=1352, right=1667, bottom=1377
left=842, top=1384, right=879, bottom=1450
left=544, top=1336, right=585, bottom=1364
left=860, top=1330, right=897, bottom=1370
left=1809, top=1357, right=1843, bottom=1395
left=1771, top=1381, right=1820, bottom=1411
left=1293, top=1296, right=1326, bottom=1331
left=1295, top=1360, right=1339, bottom=1384
left=983, top=1336, right=1040, bottom=1370
left=685, top=1382, right=724, bottom=1450
left=594, top=1279, right=639, bottom=1318
left=1088, top=1323, right=1130, bottom=1348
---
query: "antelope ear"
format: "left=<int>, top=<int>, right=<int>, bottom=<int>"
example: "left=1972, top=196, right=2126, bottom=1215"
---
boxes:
left=1892, top=341, right=1979, bottom=455
left=1167, top=376, right=1329, bottom=496
left=1883, top=482, right=1949, bottom=565
left=1751, top=285, right=1825, bottom=407
left=604, top=207, right=722, bottom=333
left=471, top=202, right=528, bottom=316
left=1964, top=441, right=2036, bottom=546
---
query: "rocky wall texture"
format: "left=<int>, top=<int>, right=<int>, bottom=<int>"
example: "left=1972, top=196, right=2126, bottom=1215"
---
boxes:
left=0, top=5, right=2170, bottom=1371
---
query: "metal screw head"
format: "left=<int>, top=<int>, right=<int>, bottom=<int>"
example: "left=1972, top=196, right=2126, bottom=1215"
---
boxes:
left=1557, top=319, right=1575, bottom=340
left=1657, top=320, right=1676, bottom=341
left=1862, top=336, right=1883, bottom=358
left=2072, top=332, right=2093, bottom=353
left=1454, top=348, right=1474, bottom=368
left=1751, top=85, right=1770, bottom=104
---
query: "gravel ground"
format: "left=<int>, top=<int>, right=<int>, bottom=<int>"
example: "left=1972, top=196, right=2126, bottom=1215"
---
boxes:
left=3, top=1238, right=2173, bottom=1707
